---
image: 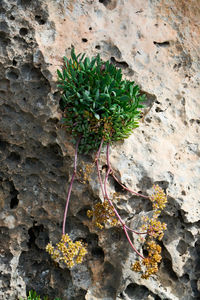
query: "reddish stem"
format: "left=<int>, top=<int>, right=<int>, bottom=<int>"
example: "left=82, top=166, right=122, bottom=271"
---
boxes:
left=95, top=142, right=146, bottom=235
left=123, top=225, right=145, bottom=259
left=104, top=143, right=145, bottom=257
left=124, top=225, right=147, bottom=235
left=62, top=137, right=81, bottom=235
left=111, top=172, right=149, bottom=199
left=95, top=139, right=105, bottom=200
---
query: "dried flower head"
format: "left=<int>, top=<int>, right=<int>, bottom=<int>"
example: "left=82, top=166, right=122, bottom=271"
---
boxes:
left=87, top=200, right=118, bottom=229
left=132, top=240, right=162, bottom=279
left=150, top=184, right=167, bottom=211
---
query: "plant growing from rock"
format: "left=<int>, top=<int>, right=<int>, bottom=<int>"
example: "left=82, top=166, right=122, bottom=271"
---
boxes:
left=46, top=49, right=167, bottom=279
left=20, top=290, right=61, bottom=300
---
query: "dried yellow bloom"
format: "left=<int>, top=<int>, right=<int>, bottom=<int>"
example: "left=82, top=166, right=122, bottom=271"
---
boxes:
left=87, top=200, right=118, bottom=229
left=132, top=261, right=141, bottom=272
left=46, top=234, right=87, bottom=268
left=140, top=240, right=162, bottom=279
left=150, top=185, right=167, bottom=211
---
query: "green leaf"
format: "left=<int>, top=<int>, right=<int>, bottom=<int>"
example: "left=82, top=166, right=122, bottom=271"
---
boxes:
left=84, top=57, right=90, bottom=69
left=57, top=69, right=64, bottom=80
left=120, top=95, right=130, bottom=102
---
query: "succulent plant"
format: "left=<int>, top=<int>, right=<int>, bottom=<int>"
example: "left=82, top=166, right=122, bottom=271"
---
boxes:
left=58, top=48, right=145, bottom=153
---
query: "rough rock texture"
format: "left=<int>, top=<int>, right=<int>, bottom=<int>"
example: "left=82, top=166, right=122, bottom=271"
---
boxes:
left=0, top=0, right=200, bottom=299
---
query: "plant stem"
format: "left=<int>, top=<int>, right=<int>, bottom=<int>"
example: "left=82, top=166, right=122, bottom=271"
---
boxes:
left=62, top=137, right=81, bottom=235
left=95, top=142, right=146, bottom=235
left=95, top=138, right=105, bottom=200
left=110, top=172, right=149, bottom=199
left=104, top=143, right=145, bottom=257
left=123, top=225, right=145, bottom=259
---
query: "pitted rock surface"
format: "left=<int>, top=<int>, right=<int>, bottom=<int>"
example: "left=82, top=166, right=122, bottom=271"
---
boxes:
left=0, top=0, right=200, bottom=299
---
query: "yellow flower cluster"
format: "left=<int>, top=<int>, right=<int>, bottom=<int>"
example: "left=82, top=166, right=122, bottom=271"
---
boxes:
left=132, top=185, right=167, bottom=278
left=141, top=214, right=167, bottom=240
left=87, top=200, right=118, bottom=229
left=141, top=185, right=167, bottom=240
left=150, top=184, right=167, bottom=212
left=46, top=234, right=87, bottom=268
left=132, top=240, right=162, bottom=279
left=132, top=261, right=141, bottom=272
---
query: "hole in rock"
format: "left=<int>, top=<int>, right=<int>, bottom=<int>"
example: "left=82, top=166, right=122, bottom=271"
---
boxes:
left=155, top=106, right=163, bottom=112
left=6, top=70, right=19, bottom=80
left=143, top=249, right=148, bottom=257
left=154, top=180, right=169, bottom=191
left=95, top=45, right=101, bottom=50
left=77, top=206, right=92, bottom=220
left=89, top=27, right=92, bottom=30
left=153, top=41, right=170, bottom=47
left=0, top=139, right=8, bottom=151
left=19, top=28, right=28, bottom=36
left=162, top=256, right=178, bottom=280
left=110, top=56, right=129, bottom=69
left=35, top=15, right=46, bottom=25
left=7, top=151, right=21, bottom=162
left=91, top=246, right=104, bottom=261
left=181, top=274, right=190, bottom=283
left=82, top=38, right=88, bottom=43
left=86, top=233, right=99, bottom=248
left=10, top=181, right=19, bottom=209
left=177, top=239, right=188, bottom=255
left=12, top=59, right=17, bottom=66
left=114, top=179, right=127, bottom=193
left=99, top=0, right=114, bottom=10
left=10, top=194, right=19, bottom=209
left=27, top=224, right=44, bottom=248
left=125, top=283, right=149, bottom=298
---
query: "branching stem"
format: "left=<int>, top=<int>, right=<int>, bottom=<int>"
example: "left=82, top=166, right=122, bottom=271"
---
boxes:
left=104, top=143, right=145, bottom=257
left=111, top=172, right=149, bottom=199
left=62, top=137, right=81, bottom=235
left=95, top=138, right=105, bottom=200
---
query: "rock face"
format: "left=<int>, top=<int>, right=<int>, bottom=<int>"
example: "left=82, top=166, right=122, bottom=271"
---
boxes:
left=0, top=0, right=200, bottom=299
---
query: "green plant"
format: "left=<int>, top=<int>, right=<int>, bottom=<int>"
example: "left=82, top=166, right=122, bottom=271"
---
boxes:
left=20, top=290, right=61, bottom=300
left=58, top=48, right=145, bottom=153
left=46, top=49, right=167, bottom=279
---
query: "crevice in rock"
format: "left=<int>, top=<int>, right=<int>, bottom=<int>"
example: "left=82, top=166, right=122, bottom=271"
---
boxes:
left=110, top=56, right=129, bottom=69
left=77, top=205, right=92, bottom=220
left=99, top=0, right=117, bottom=10
left=9, top=180, right=19, bottom=209
left=153, top=41, right=170, bottom=47
left=7, top=151, right=21, bottom=162
left=27, top=224, right=45, bottom=248
left=35, top=15, right=46, bottom=25
left=162, top=245, right=179, bottom=281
